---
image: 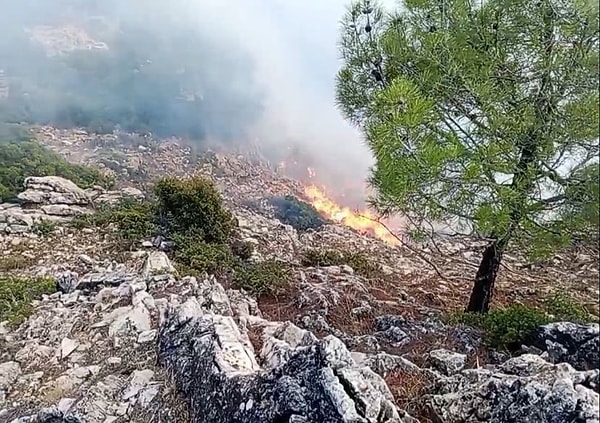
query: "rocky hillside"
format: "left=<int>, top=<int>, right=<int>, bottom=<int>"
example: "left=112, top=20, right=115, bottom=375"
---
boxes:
left=0, top=128, right=598, bottom=423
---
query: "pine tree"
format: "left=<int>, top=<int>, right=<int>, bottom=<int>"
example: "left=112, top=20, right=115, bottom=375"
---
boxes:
left=335, top=0, right=599, bottom=313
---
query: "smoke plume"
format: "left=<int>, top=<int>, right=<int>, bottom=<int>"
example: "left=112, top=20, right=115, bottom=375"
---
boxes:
left=0, top=0, right=400, bottom=207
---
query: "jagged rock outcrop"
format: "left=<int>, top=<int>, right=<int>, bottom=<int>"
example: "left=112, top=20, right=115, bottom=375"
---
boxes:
left=428, top=354, right=600, bottom=423
left=0, top=176, right=143, bottom=235
left=523, top=321, right=600, bottom=371
left=158, top=296, right=416, bottom=423
left=18, top=176, right=91, bottom=206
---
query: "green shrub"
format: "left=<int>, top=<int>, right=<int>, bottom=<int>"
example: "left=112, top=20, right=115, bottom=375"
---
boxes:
left=233, top=260, right=292, bottom=296
left=301, top=248, right=380, bottom=277
left=71, top=197, right=155, bottom=245
left=542, top=290, right=592, bottom=322
left=230, top=239, right=255, bottom=261
left=154, top=176, right=237, bottom=244
left=452, top=291, right=596, bottom=350
left=174, top=237, right=238, bottom=276
left=451, top=305, right=551, bottom=349
left=270, top=195, right=326, bottom=232
left=32, top=219, right=57, bottom=237
left=0, top=140, right=113, bottom=202
left=0, top=275, right=56, bottom=325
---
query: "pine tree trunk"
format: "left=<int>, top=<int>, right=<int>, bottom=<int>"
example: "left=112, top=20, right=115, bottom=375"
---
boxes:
left=466, top=241, right=505, bottom=314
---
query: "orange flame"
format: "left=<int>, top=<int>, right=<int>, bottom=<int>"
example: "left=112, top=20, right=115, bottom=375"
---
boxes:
left=303, top=185, right=400, bottom=246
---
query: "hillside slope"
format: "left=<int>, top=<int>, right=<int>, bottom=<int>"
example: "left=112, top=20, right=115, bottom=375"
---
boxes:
left=0, top=128, right=598, bottom=423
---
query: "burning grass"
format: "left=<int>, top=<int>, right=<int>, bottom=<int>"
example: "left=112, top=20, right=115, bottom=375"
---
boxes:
left=302, top=185, right=402, bottom=245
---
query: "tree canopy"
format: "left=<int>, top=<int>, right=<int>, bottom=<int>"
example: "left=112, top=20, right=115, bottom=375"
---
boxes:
left=336, top=0, right=599, bottom=312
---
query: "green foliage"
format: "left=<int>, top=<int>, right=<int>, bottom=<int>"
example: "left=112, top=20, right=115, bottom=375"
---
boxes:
left=233, top=260, right=292, bottom=296
left=337, top=0, right=599, bottom=310
left=301, top=248, right=380, bottom=277
left=71, top=197, right=156, bottom=246
left=32, top=220, right=58, bottom=237
left=542, top=290, right=592, bottom=322
left=555, top=162, right=600, bottom=245
left=0, top=140, right=113, bottom=202
left=69, top=174, right=289, bottom=297
left=453, top=305, right=550, bottom=349
left=230, top=239, right=256, bottom=261
left=154, top=176, right=237, bottom=244
left=0, top=276, right=56, bottom=326
left=270, top=195, right=327, bottom=232
left=173, top=237, right=238, bottom=276
left=452, top=291, right=593, bottom=348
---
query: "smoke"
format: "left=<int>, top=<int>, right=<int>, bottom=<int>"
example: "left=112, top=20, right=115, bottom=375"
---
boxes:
left=0, top=0, right=398, bottom=207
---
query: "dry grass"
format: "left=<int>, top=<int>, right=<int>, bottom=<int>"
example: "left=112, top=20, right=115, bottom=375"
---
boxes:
left=385, top=369, right=435, bottom=422
left=246, top=325, right=265, bottom=365
left=0, top=254, right=35, bottom=271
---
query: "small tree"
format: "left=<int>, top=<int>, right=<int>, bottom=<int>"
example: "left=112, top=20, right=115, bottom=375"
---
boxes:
left=336, top=0, right=599, bottom=313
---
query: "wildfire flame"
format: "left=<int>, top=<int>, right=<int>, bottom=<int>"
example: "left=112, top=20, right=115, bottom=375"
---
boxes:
left=276, top=153, right=402, bottom=246
left=303, top=185, right=400, bottom=246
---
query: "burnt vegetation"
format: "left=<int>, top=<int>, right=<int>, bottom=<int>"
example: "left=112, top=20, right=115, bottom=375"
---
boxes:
left=269, top=195, right=327, bottom=232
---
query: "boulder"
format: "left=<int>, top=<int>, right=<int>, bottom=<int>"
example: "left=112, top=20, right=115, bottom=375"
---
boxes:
left=17, top=176, right=90, bottom=206
left=428, top=354, right=600, bottom=423
left=523, top=321, right=599, bottom=371
left=158, top=296, right=417, bottom=423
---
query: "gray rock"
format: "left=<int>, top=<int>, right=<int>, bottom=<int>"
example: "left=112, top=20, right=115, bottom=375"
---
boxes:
left=427, top=349, right=467, bottom=376
left=40, top=204, right=90, bottom=217
left=523, top=321, right=599, bottom=370
left=122, top=369, right=154, bottom=401
left=158, top=296, right=413, bottom=422
left=9, top=408, right=82, bottom=423
left=18, top=176, right=90, bottom=206
left=141, top=251, right=175, bottom=278
left=60, top=338, right=79, bottom=360
left=0, top=361, right=22, bottom=391
left=351, top=352, right=420, bottom=377
left=56, top=272, right=79, bottom=294
left=428, top=354, right=600, bottom=423
left=108, top=304, right=152, bottom=336
left=74, top=270, right=137, bottom=293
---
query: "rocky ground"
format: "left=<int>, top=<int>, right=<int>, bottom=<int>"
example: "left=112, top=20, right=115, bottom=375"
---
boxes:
left=0, top=127, right=598, bottom=423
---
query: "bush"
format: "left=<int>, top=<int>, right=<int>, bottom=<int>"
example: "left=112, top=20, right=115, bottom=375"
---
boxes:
left=451, top=290, right=595, bottom=350
left=301, top=248, right=380, bottom=277
left=0, top=140, right=113, bottom=202
left=154, top=176, right=237, bottom=244
left=542, top=291, right=592, bottom=322
left=174, top=237, right=238, bottom=276
left=230, top=239, right=255, bottom=261
left=452, top=305, right=552, bottom=350
left=270, top=195, right=326, bottom=232
left=32, top=220, right=57, bottom=237
left=233, top=260, right=292, bottom=296
left=0, top=275, right=56, bottom=325
left=72, top=197, right=156, bottom=246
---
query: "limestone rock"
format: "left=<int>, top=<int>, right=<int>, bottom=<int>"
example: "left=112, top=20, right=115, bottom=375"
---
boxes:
left=18, top=176, right=90, bottom=205
left=158, top=296, right=413, bottom=423
left=523, top=321, right=600, bottom=370
left=427, top=349, right=467, bottom=376
left=141, top=251, right=175, bottom=278
left=428, top=354, right=600, bottom=423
